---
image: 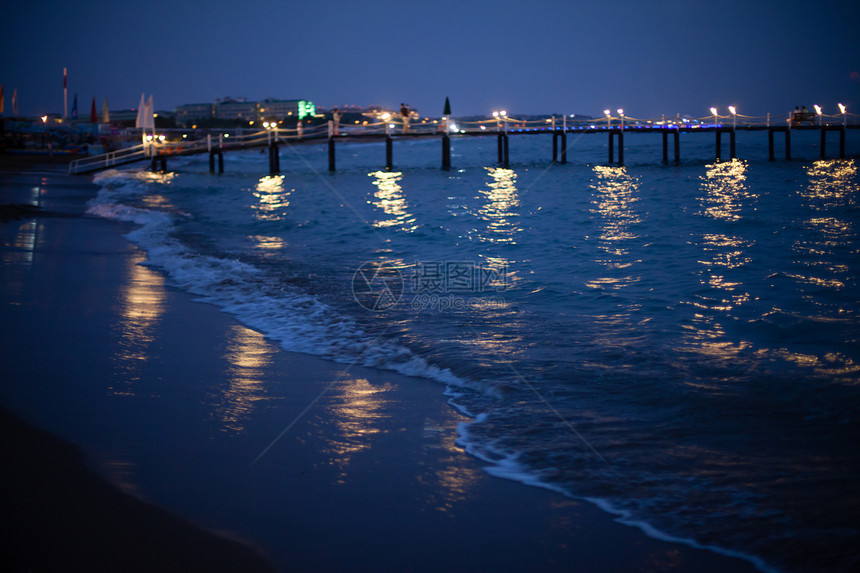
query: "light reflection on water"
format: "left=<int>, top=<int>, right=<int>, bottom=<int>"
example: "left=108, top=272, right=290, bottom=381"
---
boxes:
left=477, top=167, right=521, bottom=244
left=326, top=376, right=394, bottom=483
left=586, top=165, right=641, bottom=289
left=369, top=171, right=417, bottom=232
left=3, top=218, right=42, bottom=270
left=110, top=253, right=166, bottom=396
left=681, top=160, right=757, bottom=380
left=212, top=324, right=274, bottom=434
left=698, top=159, right=752, bottom=222
left=800, top=159, right=858, bottom=211
left=421, top=416, right=482, bottom=513
left=792, top=160, right=857, bottom=292
left=251, top=175, right=291, bottom=221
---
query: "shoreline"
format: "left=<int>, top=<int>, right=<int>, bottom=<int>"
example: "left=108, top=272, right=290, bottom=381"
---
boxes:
left=0, top=158, right=764, bottom=572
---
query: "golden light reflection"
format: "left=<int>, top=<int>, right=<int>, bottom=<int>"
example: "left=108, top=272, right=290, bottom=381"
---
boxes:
left=686, top=160, right=759, bottom=369
left=419, top=417, right=482, bottom=513
left=478, top=167, right=521, bottom=244
left=756, top=348, right=860, bottom=383
left=479, top=254, right=520, bottom=292
left=368, top=171, right=417, bottom=232
left=698, top=159, right=752, bottom=222
left=250, top=234, right=285, bottom=251
left=693, top=233, right=753, bottom=313
left=694, top=159, right=755, bottom=316
left=792, top=160, right=856, bottom=290
left=110, top=253, right=166, bottom=396
left=212, top=324, right=274, bottom=434
left=326, top=376, right=394, bottom=483
left=251, top=175, right=292, bottom=221
left=679, top=313, right=754, bottom=387
left=587, top=165, right=641, bottom=289
left=800, top=159, right=858, bottom=211
left=590, top=165, right=641, bottom=249
left=137, top=171, right=176, bottom=185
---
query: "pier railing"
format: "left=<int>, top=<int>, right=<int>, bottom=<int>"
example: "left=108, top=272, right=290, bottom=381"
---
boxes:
left=67, top=143, right=149, bottom=174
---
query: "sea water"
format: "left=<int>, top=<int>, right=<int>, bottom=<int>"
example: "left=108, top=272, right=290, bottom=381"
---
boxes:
left=89, top=129, right=860, bottom=572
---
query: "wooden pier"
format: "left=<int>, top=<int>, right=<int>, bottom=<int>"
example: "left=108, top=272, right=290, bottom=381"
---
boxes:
left=68, top=113, right=859, bottom=175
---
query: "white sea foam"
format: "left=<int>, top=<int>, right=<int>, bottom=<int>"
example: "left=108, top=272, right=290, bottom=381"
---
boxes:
left=87, top=171, right=466, bottom=388
left=455, top=418, right=778, bottom=573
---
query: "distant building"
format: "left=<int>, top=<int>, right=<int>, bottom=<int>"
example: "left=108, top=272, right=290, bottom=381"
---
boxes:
left=171, top=97, right=316, bottom=125
left=258, top=99, right=316, bottom=121
left=214, top=99, right=258, bottom=121
left=175, top=103, right=214, bottom=124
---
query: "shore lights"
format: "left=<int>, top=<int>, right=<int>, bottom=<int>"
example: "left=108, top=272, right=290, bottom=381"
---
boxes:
left=493, top=110, right=507, bottom=132
left=710, top=107, right=718, bottom=126
left=814, top=105, right=823, bottom=126
left=839, top=103, right=847, bottom=126
left=728, top=106, right=737, bottom=130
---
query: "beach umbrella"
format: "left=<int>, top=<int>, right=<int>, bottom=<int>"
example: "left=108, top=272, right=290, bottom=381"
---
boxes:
left=101, top=98, right=110, bottom=123
left=443, top=96, right=451, bottom=116
left=12, top=88, right=18, bottom=116
left=71, top=93, right=78, bottom=119
left=90, top=97, right=97, bottom=123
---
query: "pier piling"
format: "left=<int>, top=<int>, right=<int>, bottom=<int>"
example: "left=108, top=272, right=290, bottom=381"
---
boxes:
left=503, top=134, right=510, bottom=167
left=716, top=130, right=722, bottom=162
left=386, top=135, right=393, bottom=170
left=151, top=155, right=167, bottom=173
left=768, top=127, right=791, bottom=161
left=560, top=131, right=567, bottom=164
left=820, top=126, right=848, bottom=160
left=662, top=131, right=668, bottom=164
left=841, top=127, right=846, bottom=159
left=608, top=132, right=614, bottom=164
left=268, top=143, right=280, bottom=174
left=442, top=134, right=451, bottom=170
left=328, top=137, right=335, bottom=172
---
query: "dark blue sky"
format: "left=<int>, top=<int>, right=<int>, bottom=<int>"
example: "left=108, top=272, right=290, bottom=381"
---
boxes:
left=3, top=0, right=859, bottom=119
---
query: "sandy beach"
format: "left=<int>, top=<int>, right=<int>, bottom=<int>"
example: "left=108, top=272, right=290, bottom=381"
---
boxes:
left=0, top=154, right=762, bottom=572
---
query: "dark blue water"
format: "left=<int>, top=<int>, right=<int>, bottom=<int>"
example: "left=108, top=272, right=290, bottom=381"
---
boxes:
left=89, top=130, right=860, bottom=572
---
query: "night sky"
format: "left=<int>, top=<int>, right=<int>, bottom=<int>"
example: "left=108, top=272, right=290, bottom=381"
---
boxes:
left=2, top=0, right=859, bottom=119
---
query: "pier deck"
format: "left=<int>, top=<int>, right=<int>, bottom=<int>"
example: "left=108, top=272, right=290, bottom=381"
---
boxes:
left=68, top=113, right=860, bottom=175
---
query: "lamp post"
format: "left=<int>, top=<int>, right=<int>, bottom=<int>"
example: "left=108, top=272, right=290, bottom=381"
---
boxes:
left=617, top=108, right=624, bottom=131
left=728, top=106, right=737, bottom=130
left=604, top=109, right=611, bottom=128
left=814, top=105, right=822, bottom=126
left=710, top=107, right=718, bottom=127
left=838, top=103, right=847, bottom=127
